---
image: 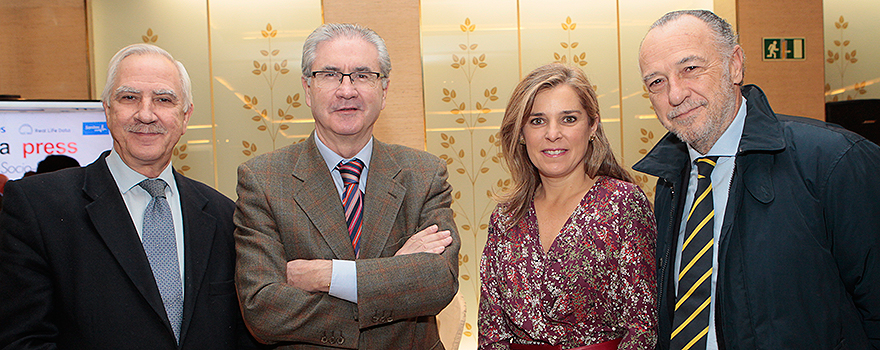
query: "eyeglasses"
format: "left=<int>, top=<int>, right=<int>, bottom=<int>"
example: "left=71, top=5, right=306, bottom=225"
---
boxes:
left=310, top=71, right=384, bottom=89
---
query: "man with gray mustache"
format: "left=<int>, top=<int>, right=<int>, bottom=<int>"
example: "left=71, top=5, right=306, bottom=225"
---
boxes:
left=0, top=43, right=259, bottom=349
left=633, top=9, right=880, bottom=350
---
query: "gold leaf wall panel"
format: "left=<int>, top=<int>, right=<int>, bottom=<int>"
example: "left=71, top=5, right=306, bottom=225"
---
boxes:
left=823, top=0, right=880, bottom=101
left=90, top=0, right=321, bottom=195
left=422, top=2, right=521, bottom=344
left=208, top=1, right=322, bottom=196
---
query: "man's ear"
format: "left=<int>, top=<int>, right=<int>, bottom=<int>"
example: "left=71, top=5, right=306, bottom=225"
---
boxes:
left=302, top=75, right=313, bottom=108
left=380, top=79, right=389, bottom=110
left=181, top=104, right=193, bottom=135
left=729, top=45, right=745, bottom=85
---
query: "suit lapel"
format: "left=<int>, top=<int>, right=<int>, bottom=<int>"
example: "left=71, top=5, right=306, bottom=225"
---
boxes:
left=83, top=155, right=169, bottom=326
left=291, top=136, right=357, bottom=260
left=175, top=171, right=214, bottom=344
left=360, top=141, right=405, bottom=259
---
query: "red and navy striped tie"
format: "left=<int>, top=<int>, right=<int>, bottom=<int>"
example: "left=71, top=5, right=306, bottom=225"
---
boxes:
left=338, top=159, right=365, bottom=258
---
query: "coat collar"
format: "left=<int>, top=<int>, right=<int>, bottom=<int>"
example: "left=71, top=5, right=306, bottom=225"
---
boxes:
left=633, top=84, right=786, bottom=182
left=737, top=85, right=786, bottom=153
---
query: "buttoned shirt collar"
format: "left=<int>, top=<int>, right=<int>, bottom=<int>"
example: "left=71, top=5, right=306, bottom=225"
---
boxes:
left=314, top=133, right=373, bottom=195
left=106, top=149, right=177, bottom=196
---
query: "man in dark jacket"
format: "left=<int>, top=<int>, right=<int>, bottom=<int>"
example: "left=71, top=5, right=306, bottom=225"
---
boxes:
left=634, top=9, right=880, bottom=350
left=0, top=44, right=259, bottom=349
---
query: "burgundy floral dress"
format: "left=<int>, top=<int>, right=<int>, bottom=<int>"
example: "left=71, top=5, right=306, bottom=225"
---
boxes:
left=479, top=176, right=657, bottom=349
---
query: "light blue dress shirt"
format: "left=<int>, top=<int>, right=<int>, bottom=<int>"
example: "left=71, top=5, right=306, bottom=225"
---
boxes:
left=314, top=134, right=373, bottom=304
left=675, top=96, right=747, bottom=350
left=106, top=149, right=185, bottom=292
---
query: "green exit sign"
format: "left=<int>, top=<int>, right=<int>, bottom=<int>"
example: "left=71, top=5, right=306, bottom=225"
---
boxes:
left=763, top=38, right=805, bottom=61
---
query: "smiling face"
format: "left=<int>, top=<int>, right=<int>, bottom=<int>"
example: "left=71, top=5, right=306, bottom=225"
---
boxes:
left=302, top=36, right=388, bottom=155
left=639, top=15, right=743, bottom=154
left=522, top=84, right=598, bottom=182
left=104, top=53, right=191, bottom=177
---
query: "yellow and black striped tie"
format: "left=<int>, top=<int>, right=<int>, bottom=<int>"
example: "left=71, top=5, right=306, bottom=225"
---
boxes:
left=671, top=156, right=719, bottom=350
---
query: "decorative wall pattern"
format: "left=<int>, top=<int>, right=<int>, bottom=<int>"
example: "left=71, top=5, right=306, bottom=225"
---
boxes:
left=825, top=16, right=867, bottom=101
left=423, top=5, right=520, bottom=345
left=200, top=1, right=322, bottom=195
left=430, top=16, right=512, bottom=341
left=553, top=17, right=590, bottom=67
left=92, top=0, right=321, bottom=195
left=824, top=1, right=880, bottom=101
left=239, top=23, right=306, bottom=156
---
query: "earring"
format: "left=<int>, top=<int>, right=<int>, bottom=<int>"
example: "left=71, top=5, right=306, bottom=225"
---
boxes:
left=589, top=135, right=595, bottom=142
left=519, top=137, right=526, bottom=145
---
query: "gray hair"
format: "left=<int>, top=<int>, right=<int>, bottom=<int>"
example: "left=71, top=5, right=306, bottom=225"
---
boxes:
left=301, top=23, right=391, bottom=88
left=651, top=9, right=740, bottom=58
left=101, top=43, right=193, bottom=113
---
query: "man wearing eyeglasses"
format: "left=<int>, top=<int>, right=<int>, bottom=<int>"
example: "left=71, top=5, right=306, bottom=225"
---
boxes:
left=233, top=23, right=460, bottom=349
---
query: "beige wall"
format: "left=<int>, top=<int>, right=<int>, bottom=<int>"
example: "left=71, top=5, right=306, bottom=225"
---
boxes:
left=737, top=0, right=826, bottom=119
left=0, top=0, right=91, bottom=99
left=324, top=0, right=426, bottom=150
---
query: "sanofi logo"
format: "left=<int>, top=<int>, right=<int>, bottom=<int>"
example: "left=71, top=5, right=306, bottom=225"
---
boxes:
left=83, top=122, right=109, bottom=135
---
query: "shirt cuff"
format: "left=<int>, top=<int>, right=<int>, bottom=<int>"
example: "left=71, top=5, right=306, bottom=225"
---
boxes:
left=329, top=259, right=357, bottom=303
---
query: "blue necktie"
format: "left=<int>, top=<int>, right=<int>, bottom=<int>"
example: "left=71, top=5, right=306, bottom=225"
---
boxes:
left=139, top=179, right=183, bottom=342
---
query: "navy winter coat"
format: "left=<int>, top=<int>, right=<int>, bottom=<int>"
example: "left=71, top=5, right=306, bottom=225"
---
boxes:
left=634, top=85, right=880, bottom=349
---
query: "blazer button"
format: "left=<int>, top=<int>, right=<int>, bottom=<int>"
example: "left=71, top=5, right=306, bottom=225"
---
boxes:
left=321, top=336, right=328, bottom=343
left=372, top=316, right=380, bottom=322
left=338, top=336, right=345, bottom=345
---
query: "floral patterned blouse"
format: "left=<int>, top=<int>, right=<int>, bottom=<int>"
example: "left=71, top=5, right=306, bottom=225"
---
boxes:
left=479, top=176, right=657, bottom=350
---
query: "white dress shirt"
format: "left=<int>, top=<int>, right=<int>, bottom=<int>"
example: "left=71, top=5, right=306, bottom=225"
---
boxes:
left=314, top=134, right=373, bottom=303
left=105, top=149, right=185, bottom=289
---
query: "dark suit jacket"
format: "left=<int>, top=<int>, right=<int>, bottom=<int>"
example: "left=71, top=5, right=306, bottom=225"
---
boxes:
left=0, top=152, right=255, bottom=349
left=234, top=135, right=460, bottom=349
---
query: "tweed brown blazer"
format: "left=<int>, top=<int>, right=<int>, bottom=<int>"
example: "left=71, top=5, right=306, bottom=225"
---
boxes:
left=234, top=135, right=460, bottom=349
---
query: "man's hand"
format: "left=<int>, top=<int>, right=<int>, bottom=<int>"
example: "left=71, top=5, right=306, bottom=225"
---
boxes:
left=285, top=259, right=332, bottom=292
left=395, top=224, right=453, bottom=256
